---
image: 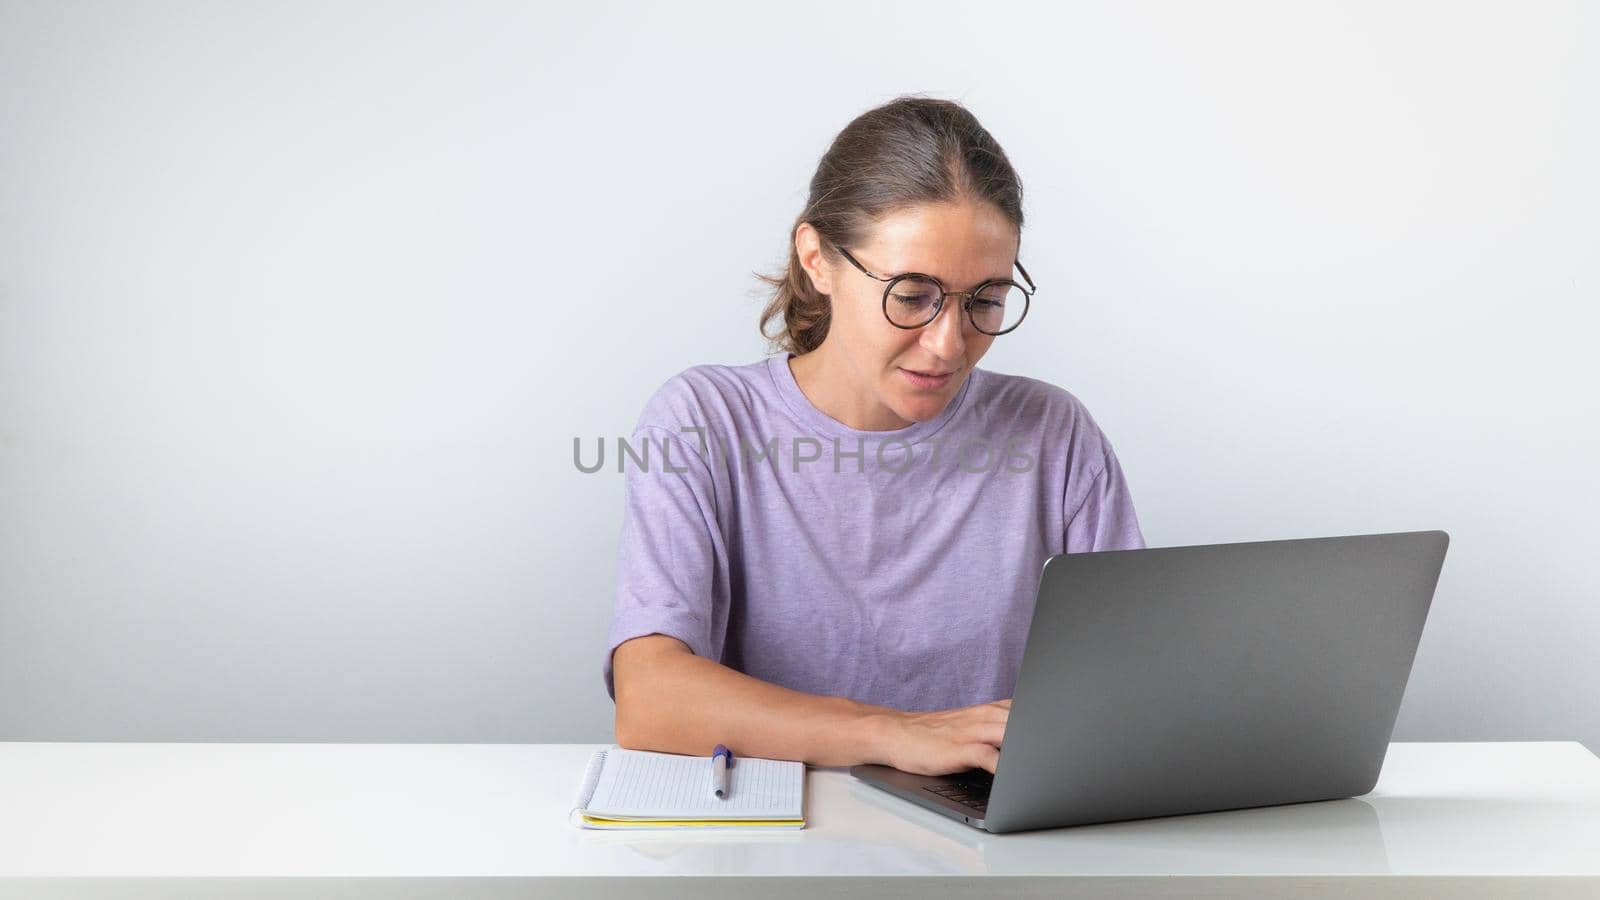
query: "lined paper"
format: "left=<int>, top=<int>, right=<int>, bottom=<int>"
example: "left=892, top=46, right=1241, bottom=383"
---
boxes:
left=584, top=747, right=804, bottom=820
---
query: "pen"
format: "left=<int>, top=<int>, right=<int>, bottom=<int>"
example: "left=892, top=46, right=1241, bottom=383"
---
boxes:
left=712, top=744, right=732, bottom=799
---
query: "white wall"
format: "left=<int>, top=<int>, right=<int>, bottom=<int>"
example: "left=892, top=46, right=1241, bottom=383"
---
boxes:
left=1, top=0, right=1595, bottom=749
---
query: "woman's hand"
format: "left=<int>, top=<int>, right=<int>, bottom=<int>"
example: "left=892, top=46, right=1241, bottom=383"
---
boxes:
left=878, top=698, right=1011, bottom=775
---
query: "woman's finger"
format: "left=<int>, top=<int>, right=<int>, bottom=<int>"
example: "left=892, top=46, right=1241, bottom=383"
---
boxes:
left=966, top=720, right=1006, bottom=746
left=968, top=742, right=1002, bottom=774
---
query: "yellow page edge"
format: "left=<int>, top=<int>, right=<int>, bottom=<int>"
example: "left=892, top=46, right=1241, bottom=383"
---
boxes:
left=582, top=815, right=804, bottom=827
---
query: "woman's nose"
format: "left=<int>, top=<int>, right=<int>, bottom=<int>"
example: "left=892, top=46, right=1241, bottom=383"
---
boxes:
left=920, top=295, right=966, bottom=359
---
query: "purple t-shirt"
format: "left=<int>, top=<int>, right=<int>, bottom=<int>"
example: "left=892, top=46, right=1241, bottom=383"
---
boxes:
left=602, top=354, right=1146, bottom=711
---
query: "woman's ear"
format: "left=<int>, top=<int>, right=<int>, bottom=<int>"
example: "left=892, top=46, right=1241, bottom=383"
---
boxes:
left=794, top=222, right=834, bottom=296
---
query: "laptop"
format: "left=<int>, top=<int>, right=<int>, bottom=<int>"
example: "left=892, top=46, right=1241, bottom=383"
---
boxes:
left=850, top=529, right=1450, bottom=833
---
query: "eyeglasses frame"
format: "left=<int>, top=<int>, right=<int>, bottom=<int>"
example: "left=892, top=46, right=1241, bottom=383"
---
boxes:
left=827, top=240, right=1037, bottom=336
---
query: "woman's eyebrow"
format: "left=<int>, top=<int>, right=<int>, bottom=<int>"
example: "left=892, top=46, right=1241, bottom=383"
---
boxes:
left=891, top=269, right=1014, bottom=289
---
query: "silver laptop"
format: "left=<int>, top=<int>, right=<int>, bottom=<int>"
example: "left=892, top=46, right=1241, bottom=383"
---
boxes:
left=851, top=529, right=1450, bottom=833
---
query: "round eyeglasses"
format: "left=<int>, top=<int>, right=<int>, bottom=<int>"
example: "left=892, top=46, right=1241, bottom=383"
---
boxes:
left=830, top=241, right=1036, bottom=336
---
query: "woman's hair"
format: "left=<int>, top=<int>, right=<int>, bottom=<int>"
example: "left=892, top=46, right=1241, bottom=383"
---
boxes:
left=756, top=95, right=1026, bottom=356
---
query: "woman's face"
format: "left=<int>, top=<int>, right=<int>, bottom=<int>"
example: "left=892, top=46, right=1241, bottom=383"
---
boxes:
left=797, top=198, right=1020, bottom=430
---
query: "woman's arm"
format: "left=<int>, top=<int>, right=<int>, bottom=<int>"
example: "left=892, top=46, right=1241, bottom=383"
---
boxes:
left=612, top=634, right=1008, bottom=773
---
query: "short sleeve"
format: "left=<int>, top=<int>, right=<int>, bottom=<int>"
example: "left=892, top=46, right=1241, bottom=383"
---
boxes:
left=602, top=426, right=731, bottom=701
left=1065, top=441, right=1147, bottom=552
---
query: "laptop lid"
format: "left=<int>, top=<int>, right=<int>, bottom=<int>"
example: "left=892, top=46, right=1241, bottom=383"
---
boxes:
left=982, top=530, right=1449, bottom=833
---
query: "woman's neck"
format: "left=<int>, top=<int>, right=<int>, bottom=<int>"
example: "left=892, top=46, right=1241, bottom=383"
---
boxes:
left=787, top=346, right=912, bottom=432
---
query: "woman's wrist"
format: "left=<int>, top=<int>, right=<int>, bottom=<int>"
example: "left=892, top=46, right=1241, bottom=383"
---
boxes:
left=850, top=703, right=904, bottom=767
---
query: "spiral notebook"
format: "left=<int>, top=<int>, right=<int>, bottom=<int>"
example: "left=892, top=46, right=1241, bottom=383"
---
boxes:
left=570, top=745, right=806, bottom=829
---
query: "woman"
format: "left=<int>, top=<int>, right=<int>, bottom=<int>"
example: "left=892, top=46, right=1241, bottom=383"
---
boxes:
left=605, top=96, right=1145, bottom=777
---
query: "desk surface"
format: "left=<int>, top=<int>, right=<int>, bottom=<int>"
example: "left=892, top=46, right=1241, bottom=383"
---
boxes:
left=0, top=741, right=1597, bottom=898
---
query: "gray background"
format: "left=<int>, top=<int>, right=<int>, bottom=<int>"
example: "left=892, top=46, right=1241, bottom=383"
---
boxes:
left=1, top=1, right=1595, bottom=750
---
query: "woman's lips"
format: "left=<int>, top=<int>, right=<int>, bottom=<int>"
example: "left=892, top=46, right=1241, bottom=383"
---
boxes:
left=900, top=367, right=955, bottom=390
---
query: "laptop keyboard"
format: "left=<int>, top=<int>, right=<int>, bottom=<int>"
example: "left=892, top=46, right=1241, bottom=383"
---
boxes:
left=923, top=769, right=992, bottom=813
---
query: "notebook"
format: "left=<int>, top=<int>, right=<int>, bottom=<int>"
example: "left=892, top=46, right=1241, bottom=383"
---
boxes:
left=570, top=745, right=806, bottom=829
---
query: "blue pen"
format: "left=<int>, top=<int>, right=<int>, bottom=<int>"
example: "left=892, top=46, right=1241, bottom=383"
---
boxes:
left=712, top=744, right=733, bottom=799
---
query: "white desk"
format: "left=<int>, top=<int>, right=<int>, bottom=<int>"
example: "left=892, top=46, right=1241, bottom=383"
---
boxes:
left=0, top=741, right=1596, bottom=898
